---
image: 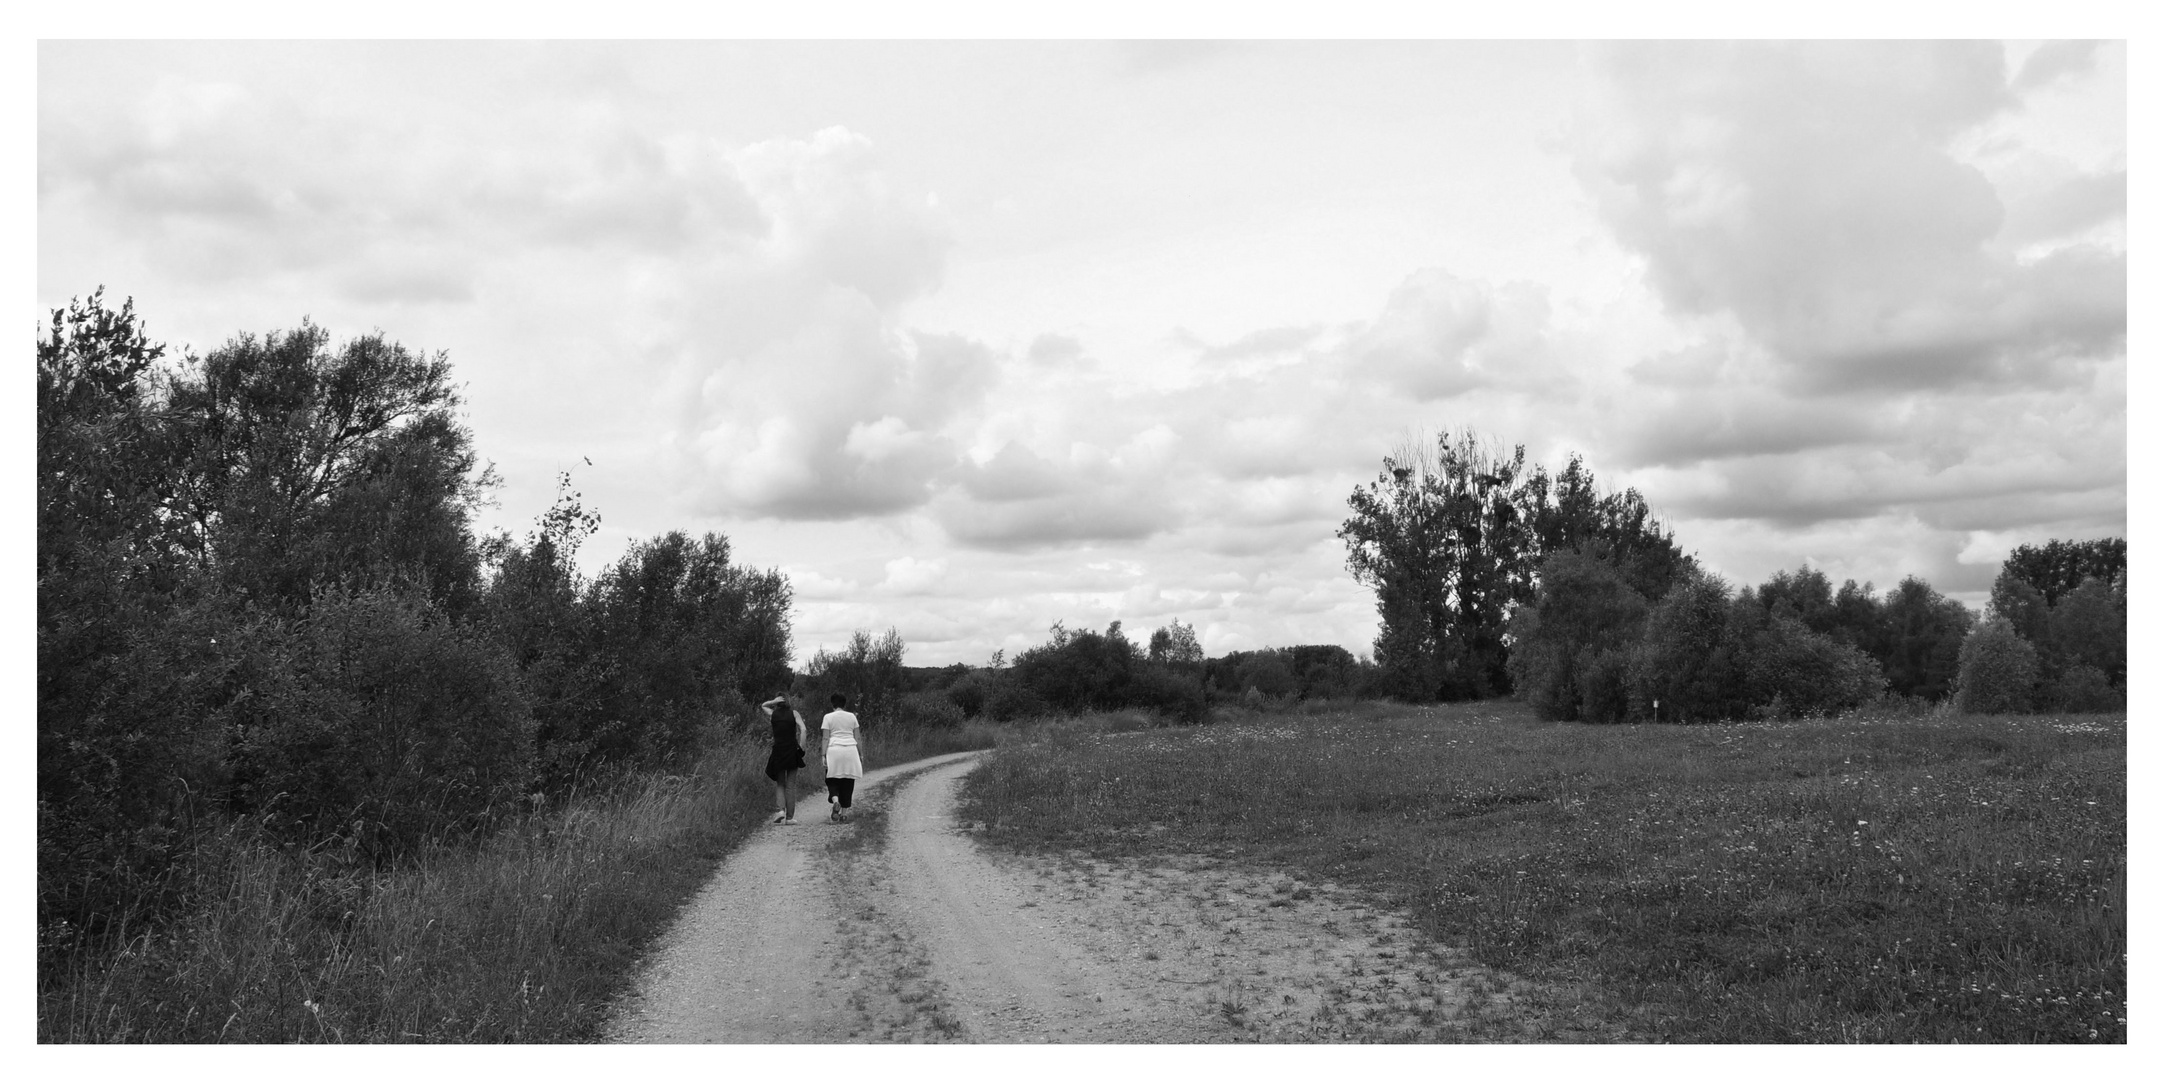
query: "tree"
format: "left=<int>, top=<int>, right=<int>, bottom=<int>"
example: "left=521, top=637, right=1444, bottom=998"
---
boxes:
left=1341, top=433, right=1693, bottom=703
left=163, top=322, right=495, bottom=615
left=1828, top=578, right=1891, bottom=657
left=1624, top=573, right=1747, bottom=723
left=2000, top=538, right=2126, bottom=605
left=1756, top=565, right=1838, bottom=636
left=1985, top=538, right=2129, bottom=709
left=1147, top=618, right=1205, bottom=666
left=582, top=531, right=794, bottom=772
left=1519, top=453, right=1694, bottom=602
left=1731, top=605, right=1886, bottom=719
left=37, top=291, right=214, bottom=934
left=1340, top=430, right=1534, bottom=701
left=1877, top=576, right=1974, bottom=701
left=2049, top=577, right=2127, bottom=684
left=1956, top=618, right=2039, bottom=715
left=1504, top=550, right=1651, bottom=723
left=803, top=627, right=907, bottom=721
left=1010, top=621, right=1143, bottom=714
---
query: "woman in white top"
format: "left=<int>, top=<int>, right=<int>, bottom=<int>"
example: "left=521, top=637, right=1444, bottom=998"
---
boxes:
left=819, top=693, right=864, bottom=823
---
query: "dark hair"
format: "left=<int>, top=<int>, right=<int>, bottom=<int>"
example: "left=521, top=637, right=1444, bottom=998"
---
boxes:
left=830, top=693, right=848, bottom=708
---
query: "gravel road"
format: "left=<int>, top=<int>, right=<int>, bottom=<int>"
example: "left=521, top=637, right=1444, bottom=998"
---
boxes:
left=607, top=751, right=1627, bottom=1043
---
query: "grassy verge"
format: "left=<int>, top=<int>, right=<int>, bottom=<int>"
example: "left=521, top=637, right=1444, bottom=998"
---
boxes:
left=956, top=702, right=2125, bottom=1043
left=38, top=719, right=1000, bottom=1043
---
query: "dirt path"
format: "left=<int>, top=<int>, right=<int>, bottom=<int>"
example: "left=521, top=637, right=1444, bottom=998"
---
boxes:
left=608, top=753, right=1625, bottom=1043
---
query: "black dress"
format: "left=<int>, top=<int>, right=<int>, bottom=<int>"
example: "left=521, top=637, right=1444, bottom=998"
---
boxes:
left=764, top=704, right=807, bottom=781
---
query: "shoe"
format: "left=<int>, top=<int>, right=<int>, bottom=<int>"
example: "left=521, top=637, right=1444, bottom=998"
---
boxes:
left=770, top=812, right=787, bottom=825
left=777, top=817, right=798, bottom=826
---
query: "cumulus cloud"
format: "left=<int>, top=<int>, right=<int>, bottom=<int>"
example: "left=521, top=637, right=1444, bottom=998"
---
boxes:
left=2011, top=40, right=2104, bottom=94
left=1577, top=41, right=2124, bottom=395
left=933, top=427, right=1186, bottom=551
left=1336, top=270, right=1554, bottom=401
left=638, top=131, right=1006, bottom=521
left=1195, top=324, right=1323, bottom=362
left=1026, top=333, right=1085, bottom=365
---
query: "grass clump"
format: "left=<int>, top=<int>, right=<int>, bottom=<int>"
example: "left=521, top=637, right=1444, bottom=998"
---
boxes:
left=957, top=701, right=2125, bottom=1043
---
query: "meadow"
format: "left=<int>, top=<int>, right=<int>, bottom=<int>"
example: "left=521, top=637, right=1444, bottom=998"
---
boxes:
left=956, top=701, right=2127, bottom=1043
left=38, top=720, right=998, bottom=1043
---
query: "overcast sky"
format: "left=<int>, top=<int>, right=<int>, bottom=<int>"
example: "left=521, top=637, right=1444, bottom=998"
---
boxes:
left=37, top=39, right=2126, bottom=667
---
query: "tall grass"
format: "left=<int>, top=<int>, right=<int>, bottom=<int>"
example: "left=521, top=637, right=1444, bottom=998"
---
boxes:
left=40, top=719, right=1000, bottom=1043
left=959, top=702, right=2126, bottom=1043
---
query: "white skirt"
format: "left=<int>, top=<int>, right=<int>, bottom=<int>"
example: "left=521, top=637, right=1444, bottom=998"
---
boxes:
left=826, top=744, right=862, bottom=780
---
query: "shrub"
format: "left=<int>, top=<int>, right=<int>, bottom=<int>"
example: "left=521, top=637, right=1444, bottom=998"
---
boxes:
left=1741, top=612, right=1887, bottom=718
left=235, top=586, right=535, bottom=857
left=1011, top=622, right=1142, bottom=714
left=2043, top=664, right=2123, bottom=713
left=1125, top=665, right=1209, bottom=723
left=944, top=671, right=991, bottom=717
left=2048, top=578, right=2127, bottom=685
left=1575, top=645, right=1633, bottom=724
left=1876, top=576, right=1975, bottom=701
left=891, top=690, right=965, bottom=729
left=1626, top=575, right=1747, bottom=723
left=1954, top=618, right=2039, bottom=715
left=984, top=679, right=1048, bottom=723
left=1506, top=550, right=1651, bottom=723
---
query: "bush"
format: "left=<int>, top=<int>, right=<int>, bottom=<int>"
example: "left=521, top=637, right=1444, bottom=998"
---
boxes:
left=891, top=690, right=965, bottom=729
left=1575, top=645, right=1632, bottom=724
left=1011, top=622, right=1143, bottom=714
left=1742, top=612, right=1886, bottom=718
left=984, top=678, right=1048, bottom=723
left=944, top=671, right=991, bottom=718
left=1506, top=550, right=1651, bottom=723
left=2043, top=664, right=2123, bottom=713
left=2048, top=578, right=2127, bottom=685
left=1124, top=665, right=1208, bottom=723
left=1955, top=618, right=2039, bottom=715
left=235, top=587, right=535, bottom=858
left=1626, top=575, right=1747, bottom=723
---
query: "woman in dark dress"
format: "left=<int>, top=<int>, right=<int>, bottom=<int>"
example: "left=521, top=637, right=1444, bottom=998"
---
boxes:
left=760, top=694, right=808, bottom=825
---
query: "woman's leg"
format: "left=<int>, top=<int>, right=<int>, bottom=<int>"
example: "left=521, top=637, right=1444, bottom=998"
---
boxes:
left=779, top=770, right=797, bottom=819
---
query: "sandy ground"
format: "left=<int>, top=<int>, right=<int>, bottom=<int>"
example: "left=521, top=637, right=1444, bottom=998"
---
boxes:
left=608, top=754, right=1627, bottom=1043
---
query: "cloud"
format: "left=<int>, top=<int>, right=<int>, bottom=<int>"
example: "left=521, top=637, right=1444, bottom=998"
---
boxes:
left=933, top=429, right=1185, bottom=551
left=1613, top=385, right=1885, bottom=468
left=1577, top=41, right=2123, bottom=395
left=879, top=556, right=948, bottom=594
left=639, top=131, right=998, bottom=521
left=1026, top=333, right=1084, bottom=365
left=1337, top=270, right=1553, bottom=401
left=1997, top=167, right=2126, bottom=248
left=2012, top=40, right=2104, bottom=94
left=955, top=441, right=1071, bottom=502
left=1195, top=324, right=1323, bottom=362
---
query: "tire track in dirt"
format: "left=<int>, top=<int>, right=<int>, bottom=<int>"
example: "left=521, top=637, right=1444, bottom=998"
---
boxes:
left=876, top=757, right=1204, bottom=1041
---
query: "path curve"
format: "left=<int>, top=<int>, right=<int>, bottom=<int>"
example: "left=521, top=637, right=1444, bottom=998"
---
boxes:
left=605, top=751, right=983, bottom=1043
left=608, top=750, right=1612, bottom=1043
left=875, top=757, right=1173, bottom=1041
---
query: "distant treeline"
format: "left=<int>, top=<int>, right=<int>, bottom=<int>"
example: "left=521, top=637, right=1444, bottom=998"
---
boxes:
left=1340, top=430, right=2125, bottom=723
left=802, top=437, right=2126, bottom=733
left=39, top=293, right=792, bottom=944
left=792, top=620, right=1376, bottom=728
